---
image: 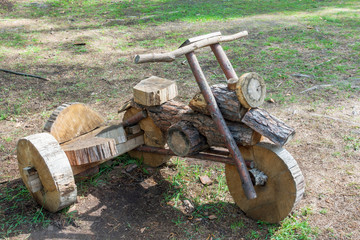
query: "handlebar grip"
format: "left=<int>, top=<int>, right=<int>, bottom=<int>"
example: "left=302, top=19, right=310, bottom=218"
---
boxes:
left=134, top=30, right=248, bottom=64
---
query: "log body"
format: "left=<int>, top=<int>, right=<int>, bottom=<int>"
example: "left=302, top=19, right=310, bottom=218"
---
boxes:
left=167, top=121, right=208, bottom=156
left=241, top=108, right=295, bottom=146
left=139, top=100, right=261, bottom=147
left=189, top=84, right=247, bottom=122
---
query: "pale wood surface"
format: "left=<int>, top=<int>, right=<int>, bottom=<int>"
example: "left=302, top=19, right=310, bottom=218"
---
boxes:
left=23, top=167, right=42, bottom=193
left=62, top=136, right=117, bottom=166
left=225, top=142, right=305, bottom=223
left=44, top=102, right=105, bottom=143
left=135, top=31, right=248, bottom=63
left=179, top=32, right=221, bottom=48
left=124, top=107, right=170, bottom=167
left=133, top=76, right=178, bottom=106
left=70, top=134, right=144, bottom=175
left=189, top=84, right=248, bottom=122
left=227, top=77, right=238, bottom=90
left=17, top=133, right=77, bottom=212
left=242, top=108, right=295, bottom=146
left=235, top=72, right=266, bottom=108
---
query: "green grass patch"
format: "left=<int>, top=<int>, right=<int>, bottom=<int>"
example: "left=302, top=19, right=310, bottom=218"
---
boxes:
left=8, top=0, right=359, bottom=24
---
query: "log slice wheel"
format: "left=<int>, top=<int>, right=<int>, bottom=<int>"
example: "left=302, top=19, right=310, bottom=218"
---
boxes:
left=123, top=107, right=171, bottom=167
left=225, top=142, right=305, bottom=223
left=17, top=133, right=77, bottom=212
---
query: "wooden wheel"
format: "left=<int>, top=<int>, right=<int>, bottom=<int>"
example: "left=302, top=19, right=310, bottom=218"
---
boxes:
left=123, top=107, right=171, bottom=167
left=44, top=102, right=105, bottom=143
left=225, top=142, right=304, bottom=223
left=17, top=133, right=77, bottom=212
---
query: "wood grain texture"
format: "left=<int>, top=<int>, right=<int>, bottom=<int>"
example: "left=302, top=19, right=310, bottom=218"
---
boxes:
left=167, top=121, right=208, bottom=156
left=124, top=107, right=170, bottom=167
left=241, top=108, right=295, bottom=146
left=133, top=76, right=178, bottom=106
left=17, top=133, right=77, bottom=212
left=135, top=31, right=248, bottom=63
left=235, top=72, right=266, bottom=108
left=62, top=136, right=117, bottom=166
left=225, top=142, right=305, bottom=223
left=44, top=102, right=105, bottom=143
left=189, top=83, right=248, bottom=122
left=70, top=134, right=144, bottom=175
left=142, top=100, right=261, bottom=147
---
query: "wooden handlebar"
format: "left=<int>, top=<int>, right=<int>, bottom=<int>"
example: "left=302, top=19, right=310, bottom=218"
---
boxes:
left=134, top=31, right=248, bottom=64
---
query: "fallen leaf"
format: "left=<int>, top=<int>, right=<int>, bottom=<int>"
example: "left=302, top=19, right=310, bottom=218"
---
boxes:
left=200, top=175, right=213, bottom=185
left=208, top=215, right=217, bottom=220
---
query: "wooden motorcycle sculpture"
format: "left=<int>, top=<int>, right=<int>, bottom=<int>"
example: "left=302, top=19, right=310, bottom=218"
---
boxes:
left=17, top=31, right=304, bottom=223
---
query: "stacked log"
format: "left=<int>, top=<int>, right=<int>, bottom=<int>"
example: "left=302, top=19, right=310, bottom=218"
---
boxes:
left=188, top=82, right=295, bottom=147
left=128, top=74, right=295, bottom=156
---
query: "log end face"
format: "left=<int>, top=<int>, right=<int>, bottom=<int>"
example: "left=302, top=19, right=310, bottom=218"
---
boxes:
left=236, top=72, right=266, bottom=108
left=134, top=55, right=140, bottom=64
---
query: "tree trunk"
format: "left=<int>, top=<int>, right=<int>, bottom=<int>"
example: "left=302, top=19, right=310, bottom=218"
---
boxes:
left=189, top=84, right=247, bottom=122
left=241, top=108, right=295, bottom=146
left=167, top=121, right=208, bottom=156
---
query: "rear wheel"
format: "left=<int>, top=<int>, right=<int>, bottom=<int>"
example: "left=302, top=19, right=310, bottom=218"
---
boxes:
left=17, top=133, right=77, bottom=212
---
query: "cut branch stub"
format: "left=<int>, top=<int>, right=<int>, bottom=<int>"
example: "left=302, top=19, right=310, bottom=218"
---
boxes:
left=235, top=72, right=266, bottom=108
left=167, top=121, right=208, bottom=156
left=44, top=102, right=105, bottom=143
left=17, top=133, right=77, bottom=212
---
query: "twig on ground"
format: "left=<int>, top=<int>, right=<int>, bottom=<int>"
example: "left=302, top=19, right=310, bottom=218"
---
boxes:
left=315, top=57, right=337, bottom=66
left=291, top=73, right=315, bottom=79
left=300, top=84, right=332, bottom=93
left=0, top=68, right=50, bottom=81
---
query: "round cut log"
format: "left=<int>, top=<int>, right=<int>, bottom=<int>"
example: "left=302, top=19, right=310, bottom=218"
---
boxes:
left=235, top=72, right=266, bottom=108
left=225, top=142, right=305, bottom=223
left=17, top=133, right=77, bottom=212
left=44, top=102, right=105, bottom=143
left=167, top=121, right=208, bottom=156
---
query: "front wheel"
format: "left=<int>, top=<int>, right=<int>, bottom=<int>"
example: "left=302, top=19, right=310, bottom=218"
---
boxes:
left=225, top=142, right=305, bottom=223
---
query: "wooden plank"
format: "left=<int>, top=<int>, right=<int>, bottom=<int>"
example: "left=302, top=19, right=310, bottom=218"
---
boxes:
left=62, top=136, right=117, bottom=166
left=96, top=125, right=127, bottom=144
left=70, top=134, right=145, bottom=175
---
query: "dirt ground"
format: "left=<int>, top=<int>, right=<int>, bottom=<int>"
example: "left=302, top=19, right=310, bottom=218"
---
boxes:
left=1, top=1, right=360, bottom=239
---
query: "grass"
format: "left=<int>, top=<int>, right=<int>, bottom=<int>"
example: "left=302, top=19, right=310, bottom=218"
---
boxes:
left=0, top=184, right=50, bottom=238
left=8, top=0, right=359, bottom=24
left=1, top=0, right=359, bottom=239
